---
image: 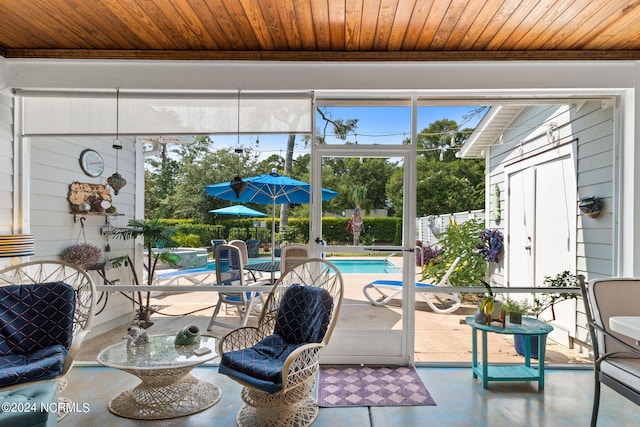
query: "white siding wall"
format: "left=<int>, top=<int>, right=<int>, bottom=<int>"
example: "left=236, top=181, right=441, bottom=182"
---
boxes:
left=29, top=135, right=137, bottom=336
left=0, top=91, right=13, bottom=235
left=486, top=101, right=614, bottom=284
left=575, top=104, right=615, bottom=277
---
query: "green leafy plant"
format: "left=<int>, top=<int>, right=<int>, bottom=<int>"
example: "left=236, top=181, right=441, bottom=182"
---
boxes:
left=502, top=297, right=532, bottom=315
left=479, top=280, right=496, bottom=315
left=112, top=218, right=181, bottom=327
left=421, top=218, right=486, bottom=286
left=532, top=271, right=579, bottom=320
left=172, top=232, right=202, bottom=247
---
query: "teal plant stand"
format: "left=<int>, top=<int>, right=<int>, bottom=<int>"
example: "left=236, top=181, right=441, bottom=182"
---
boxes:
left=465, top=316, right=553, bottom=390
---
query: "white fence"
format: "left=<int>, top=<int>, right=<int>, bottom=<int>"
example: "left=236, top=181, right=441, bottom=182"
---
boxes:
left=416, top=209, right=485, bottom=246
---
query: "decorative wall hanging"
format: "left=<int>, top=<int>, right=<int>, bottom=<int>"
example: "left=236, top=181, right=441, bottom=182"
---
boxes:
left=490, top=184, right=501, bottom=222
left=578, top=196, right=603, bottom=219
left=68, top=182, right=112, bottom=213
left=477, top=228, right=504, bottom=263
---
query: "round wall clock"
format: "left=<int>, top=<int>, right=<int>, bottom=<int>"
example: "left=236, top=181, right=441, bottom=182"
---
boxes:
left=79, top=149, right=104, bottom=177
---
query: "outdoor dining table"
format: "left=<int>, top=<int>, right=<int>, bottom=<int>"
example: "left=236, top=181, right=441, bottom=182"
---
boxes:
left=609, top=316, right=640, bottom=342
left=245, top=261, right=281, bottom=283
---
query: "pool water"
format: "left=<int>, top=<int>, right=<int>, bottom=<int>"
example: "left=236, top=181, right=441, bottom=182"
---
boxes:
left=205, top=259, right=399, bottom=274
left=325, top=259, right=401, bottom=274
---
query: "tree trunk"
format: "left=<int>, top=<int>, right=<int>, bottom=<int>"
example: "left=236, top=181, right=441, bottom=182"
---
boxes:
left=280, top=134, right=296, bottom=227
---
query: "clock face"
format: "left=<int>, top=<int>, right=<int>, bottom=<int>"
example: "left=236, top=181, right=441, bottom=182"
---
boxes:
left=79, top=149, right=104, bottom=177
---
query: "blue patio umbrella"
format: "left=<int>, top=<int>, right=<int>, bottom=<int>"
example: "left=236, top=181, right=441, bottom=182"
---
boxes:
left=205, top=169, right=339, bottom=261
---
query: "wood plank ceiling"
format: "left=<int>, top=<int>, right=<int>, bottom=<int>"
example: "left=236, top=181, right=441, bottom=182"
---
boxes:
left=1, top=0, right=640, bottom=61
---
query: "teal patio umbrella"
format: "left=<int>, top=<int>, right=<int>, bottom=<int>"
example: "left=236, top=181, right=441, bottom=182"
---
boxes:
left=209, top=205, right=268, bottom=218
left=209, top=205, right=268, bottom=238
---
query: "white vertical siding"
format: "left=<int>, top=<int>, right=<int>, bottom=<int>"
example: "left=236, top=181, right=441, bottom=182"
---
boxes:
left=0, top=92, right=13, bottom=234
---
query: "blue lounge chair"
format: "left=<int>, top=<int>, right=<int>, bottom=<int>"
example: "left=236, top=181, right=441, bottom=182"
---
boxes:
left=363, top=257, right=461, bottom=314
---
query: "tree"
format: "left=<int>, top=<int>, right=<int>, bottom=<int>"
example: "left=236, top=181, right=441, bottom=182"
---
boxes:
left=144, top=142, right=181, bottom=217
left=413, top=120, right=484, bottom=216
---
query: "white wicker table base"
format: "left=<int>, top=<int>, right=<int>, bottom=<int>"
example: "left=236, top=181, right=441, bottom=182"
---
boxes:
left=107, top=370, right=221, bottom=420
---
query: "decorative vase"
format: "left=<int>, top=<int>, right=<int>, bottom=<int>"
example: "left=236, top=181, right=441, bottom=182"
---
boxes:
left=174, top=325, right=201, bottom=346
left=474, top=307, right=488, bottom=324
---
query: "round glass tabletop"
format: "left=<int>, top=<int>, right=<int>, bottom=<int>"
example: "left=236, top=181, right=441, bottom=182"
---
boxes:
left=97, top=334, right=218, bottom=369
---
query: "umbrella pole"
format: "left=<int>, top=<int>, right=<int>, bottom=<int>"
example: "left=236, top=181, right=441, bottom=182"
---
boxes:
left=271, top=198, right=276, bottom=263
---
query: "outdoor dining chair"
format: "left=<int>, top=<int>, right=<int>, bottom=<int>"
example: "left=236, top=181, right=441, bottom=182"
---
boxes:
left=279, top=243, right=310, bottom=274
left=218, top=258, right=343, bottom=427
left=207, top=244, right=269, bottom=331
left=579, top=276, right=640, bottom=427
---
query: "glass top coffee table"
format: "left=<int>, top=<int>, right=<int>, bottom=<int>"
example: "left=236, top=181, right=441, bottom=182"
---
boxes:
left=97, top=334, right=220, bottom=420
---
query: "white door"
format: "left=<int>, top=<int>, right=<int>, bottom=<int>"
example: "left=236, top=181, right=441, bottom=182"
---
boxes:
left=507, top=167, right=535, bottom=286
left=310, top=144, right=415, bottom=365
left=507, top=147, right=576, bottom=287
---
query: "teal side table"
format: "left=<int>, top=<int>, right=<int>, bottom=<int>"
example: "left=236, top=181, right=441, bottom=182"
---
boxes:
left=465, top=316, right=553, bottom=390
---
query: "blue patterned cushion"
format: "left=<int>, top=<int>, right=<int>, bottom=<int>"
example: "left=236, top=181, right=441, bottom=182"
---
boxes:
left=219, top=334, right=304, bottom=393
left=274, top=284, right=333, bottom=344
left=0, top=282, right=75, bottom=387
left=0, top=345, right=68, bottom=386
left=219, top=284, right=334, bottom=393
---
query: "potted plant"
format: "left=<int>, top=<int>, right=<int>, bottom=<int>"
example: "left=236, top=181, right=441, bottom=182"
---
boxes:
left=60, top=243, right=102, bottom=270
left=502, top=297, right=532, bottom=325
left=112, top=218, right=181, bottom=328
left=477, top=280, right=503, bottom=324
left=513, top=271, right=580, bottom=358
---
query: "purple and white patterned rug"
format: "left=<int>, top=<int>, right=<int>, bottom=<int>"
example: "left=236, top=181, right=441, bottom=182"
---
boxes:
left=317, top=365, right=436, bottom=407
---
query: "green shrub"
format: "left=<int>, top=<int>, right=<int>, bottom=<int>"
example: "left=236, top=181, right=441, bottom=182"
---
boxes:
left=421, top=218, right=486, bottom=287
left=172, top=232, right=203, bottom=247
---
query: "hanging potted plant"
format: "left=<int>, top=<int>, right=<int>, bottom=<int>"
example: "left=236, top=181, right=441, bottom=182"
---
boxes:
left=60, top=243, right=102, bottom=270
left=112, top=218, right=180, bottom=328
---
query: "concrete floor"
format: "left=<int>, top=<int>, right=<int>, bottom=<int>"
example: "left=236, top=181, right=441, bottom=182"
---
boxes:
left=63, top=265, right=637, bottom=426
left=59, top=365, right=639, bottom=426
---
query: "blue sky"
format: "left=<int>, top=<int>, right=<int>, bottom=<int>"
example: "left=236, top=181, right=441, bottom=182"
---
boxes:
left=210, top=105, right=487, bottom=157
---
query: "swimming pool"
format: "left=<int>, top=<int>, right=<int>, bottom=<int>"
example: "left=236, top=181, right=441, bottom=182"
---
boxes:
left=324, top=259, right=401, bottom=274
left=204, top=259, right=400, bottom=274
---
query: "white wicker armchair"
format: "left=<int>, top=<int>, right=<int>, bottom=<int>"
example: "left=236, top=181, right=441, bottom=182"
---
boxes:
left=218, top=258, right=343, bottom=427
left=0, top=260, right=96, bottom=384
